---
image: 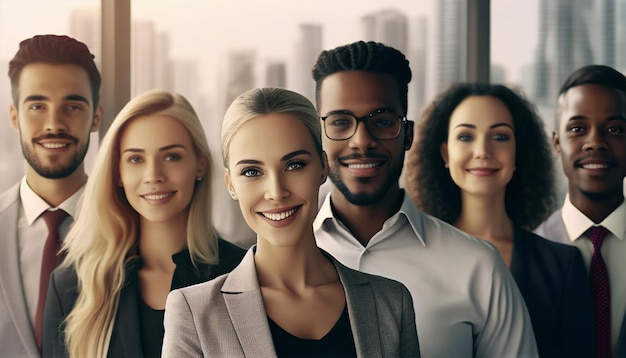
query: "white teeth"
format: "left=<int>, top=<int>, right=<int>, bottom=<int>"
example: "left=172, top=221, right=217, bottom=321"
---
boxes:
left=263, top=208, right=297, bottom=221
left=348, top=163, right=379, bottom=169
left=582, top=164, right=609, bottom=169
left=42, top=143, right=68, bottom=149
left=143, top=193, right=171, bottom=200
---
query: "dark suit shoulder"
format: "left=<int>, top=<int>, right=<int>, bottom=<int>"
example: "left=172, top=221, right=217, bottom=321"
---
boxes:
left=50, top=265, right=79, bottom=295
left=515, top=227, right=581, bottom=263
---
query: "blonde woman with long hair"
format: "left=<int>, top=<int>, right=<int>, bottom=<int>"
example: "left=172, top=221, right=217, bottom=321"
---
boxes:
left=162, top=88, right=419, bottom=357
left=42, top=89, right=245, bottom=358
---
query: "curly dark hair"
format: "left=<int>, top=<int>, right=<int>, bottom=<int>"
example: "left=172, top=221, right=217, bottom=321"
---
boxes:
left=8, top=34, right=101, bottom=109
left=404, top=82, right=556, bottom=230
left=312, top=40, right=412, bottom=115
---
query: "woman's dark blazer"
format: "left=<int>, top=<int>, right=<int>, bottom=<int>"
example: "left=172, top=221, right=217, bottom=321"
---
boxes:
left=510, top=226, right=594, bottom=358
left=41, top=238, right=245, bottom=358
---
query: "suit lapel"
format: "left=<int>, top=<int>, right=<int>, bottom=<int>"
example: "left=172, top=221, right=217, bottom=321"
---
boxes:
left=222, top=249, right=277, bottom=357
left=0, top=187, right=39, bottom=356
left=333, top=257, right=382, bottom=357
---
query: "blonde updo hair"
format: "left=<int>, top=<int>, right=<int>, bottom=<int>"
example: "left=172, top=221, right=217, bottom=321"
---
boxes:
left=221, top=87, right=323, bottom=167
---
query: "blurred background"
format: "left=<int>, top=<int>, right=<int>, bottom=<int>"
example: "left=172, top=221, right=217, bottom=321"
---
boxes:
left=1, top=0, right=624, bottom=246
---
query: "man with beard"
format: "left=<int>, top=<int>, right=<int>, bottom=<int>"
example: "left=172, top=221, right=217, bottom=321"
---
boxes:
left=0, top=35, right=102, bottom=356
left=312, top=41, right=537, bottom=357
left=535, top=65, right=626, bottom=358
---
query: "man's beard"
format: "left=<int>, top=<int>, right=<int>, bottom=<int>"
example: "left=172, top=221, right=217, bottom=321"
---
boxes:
left=21, top=134, right=89, bottom=179
left=328, top=161, right=402, bottom=206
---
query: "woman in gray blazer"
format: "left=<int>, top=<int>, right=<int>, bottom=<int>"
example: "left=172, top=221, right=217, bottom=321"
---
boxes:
left=163, top=88, right=420, bottom=357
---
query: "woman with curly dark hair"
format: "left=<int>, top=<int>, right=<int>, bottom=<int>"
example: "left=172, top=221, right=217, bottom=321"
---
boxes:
left=404, top=82, right=594, bottom=358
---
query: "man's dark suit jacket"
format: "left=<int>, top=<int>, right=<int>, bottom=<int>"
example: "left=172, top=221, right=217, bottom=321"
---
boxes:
left=511, top=226, right=594, bottom=358
left=41, top=238, right=245, bottom=358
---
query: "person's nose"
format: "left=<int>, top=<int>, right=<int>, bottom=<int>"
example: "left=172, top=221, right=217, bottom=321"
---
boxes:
left=143, top=159, right=166, bottom=184
left=348, top=120, right=377, bottom=152
left=582, top=126, right=608, bottom=152
left=264, top=172, right=289, bottom=201
left=474, top=137, right=492, bottom=159
left=43, top=107, right=69, bottom=133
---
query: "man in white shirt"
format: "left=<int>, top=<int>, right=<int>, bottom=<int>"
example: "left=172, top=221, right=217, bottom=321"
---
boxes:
left=0, top=35, right=102, bottom=357
left=535, top=65, right=626, bottom=358
left=312, top=41, right=538, bottom=357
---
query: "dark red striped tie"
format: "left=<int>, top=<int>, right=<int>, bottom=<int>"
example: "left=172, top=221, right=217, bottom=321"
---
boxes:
left=588, top=225, right=611, bottom=358
left=35, top=209, right=68, bottom=352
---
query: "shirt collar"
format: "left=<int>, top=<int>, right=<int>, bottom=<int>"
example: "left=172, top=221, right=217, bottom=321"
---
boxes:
left=19, top=176, right=85, bottom=225
left=313, top=190, right=427, bottom=247
left=561, top=193, right=626, bottom=241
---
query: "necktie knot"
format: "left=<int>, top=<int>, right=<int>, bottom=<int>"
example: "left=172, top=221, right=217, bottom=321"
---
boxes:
left=588, top=226, right=609, bottom=250
left=41, top=209, right=69, bottom=233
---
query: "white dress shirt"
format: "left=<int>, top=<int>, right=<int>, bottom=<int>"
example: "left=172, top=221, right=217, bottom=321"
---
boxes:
left=560, top=194, right=626, bottom=350
left=314, top=191, right=538, bottom=358
left=17, top=177, right=83, bottom=329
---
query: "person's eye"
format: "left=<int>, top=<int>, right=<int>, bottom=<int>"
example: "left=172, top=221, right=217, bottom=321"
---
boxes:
left=372, top=118, right=395, bottom=128
left=457, top=134, right=472, bottom=142
left=493, top=133, right=510, bottom=141
left=607, top=125, right=624, bottom=135
left=165, top=153, right=182, bottom=161
left=286, top=160, right=306, bottom=171
left=241, top=167, right=261, bottom=177
left=329, top=118, right=352, bottom=127
left=66, top=104, right=84, bottom=111
left=128, top=156, right=143, bottom=164
left=568, top=125, right=585, bottom=133
left=28, top=104, right=45, bottom=111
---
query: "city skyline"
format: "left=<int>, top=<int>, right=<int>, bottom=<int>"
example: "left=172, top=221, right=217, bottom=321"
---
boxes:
left=1, top=0, right=624, bottom=195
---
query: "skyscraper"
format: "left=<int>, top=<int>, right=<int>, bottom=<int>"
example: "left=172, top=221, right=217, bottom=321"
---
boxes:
left=361, top=8, right=408, bottom=54
left=533, top=0, right=594, bottom=104
left=291, top=24, right=322, bottom=104
left=435, top=0, right=467, bottom=93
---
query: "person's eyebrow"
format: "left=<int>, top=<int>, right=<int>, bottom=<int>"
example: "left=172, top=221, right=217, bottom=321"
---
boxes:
left=453, top=122, right=513, bottom=130
left=122, top=144, right=187, bottom=154
left=235, top=149, right=312, bottom=166
left=22, top=94, right=91, bottom=105
left=281, top=149, right=312, bottom=161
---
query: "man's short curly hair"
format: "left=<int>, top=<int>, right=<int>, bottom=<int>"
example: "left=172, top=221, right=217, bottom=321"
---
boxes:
left=312, top=41, right=412, bottom=114
left=404, top=82, right=556, bottom=230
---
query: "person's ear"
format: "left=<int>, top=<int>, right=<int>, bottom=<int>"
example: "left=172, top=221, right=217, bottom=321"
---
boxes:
left=552, top=131, right=561, bottom=154
left=224, top=169, right=237, bottom=200
left=91, top=105, right=103, bottom=132
left=320, top=151, right=329, bottom=184
left=9, top=104, right=18, bottom=132
left=403, top=120, right=414, bottom=150
left=196, top=157, right=208, bottom=181
left=440, top=142, right=449, bottom=168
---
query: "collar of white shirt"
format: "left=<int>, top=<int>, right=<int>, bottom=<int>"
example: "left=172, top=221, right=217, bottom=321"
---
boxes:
left=19, top=176, right=85, bottom=225
left=561, top=193, right=626, bottom=242
left=313, top=190, right=427, bottom=247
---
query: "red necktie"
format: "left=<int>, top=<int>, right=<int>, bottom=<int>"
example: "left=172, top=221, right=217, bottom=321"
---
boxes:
left=588, top=225, right=611, bottom=358
left=35, top=209, right=69, bottom=352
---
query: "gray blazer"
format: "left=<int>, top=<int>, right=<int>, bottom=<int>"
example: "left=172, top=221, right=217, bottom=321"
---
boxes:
left=536, top=209, right=626, bottom=357
left=0, top=182, right=39, bottom=358
left=163, top=248, right=420, bottom=357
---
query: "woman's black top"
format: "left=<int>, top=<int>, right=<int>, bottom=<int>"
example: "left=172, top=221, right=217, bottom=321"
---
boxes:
left=268, top=307, right=357, bottom=358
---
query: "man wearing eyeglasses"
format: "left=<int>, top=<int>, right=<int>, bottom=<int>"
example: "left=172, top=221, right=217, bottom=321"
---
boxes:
left=312, top=41, right=538, bottom=357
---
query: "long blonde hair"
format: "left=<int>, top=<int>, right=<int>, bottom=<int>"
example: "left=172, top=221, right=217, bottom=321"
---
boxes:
left=62, top=89, right=218, bottom=358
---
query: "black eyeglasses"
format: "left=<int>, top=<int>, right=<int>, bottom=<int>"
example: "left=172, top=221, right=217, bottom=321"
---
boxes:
left=320, top=109, right=407, bottom=141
